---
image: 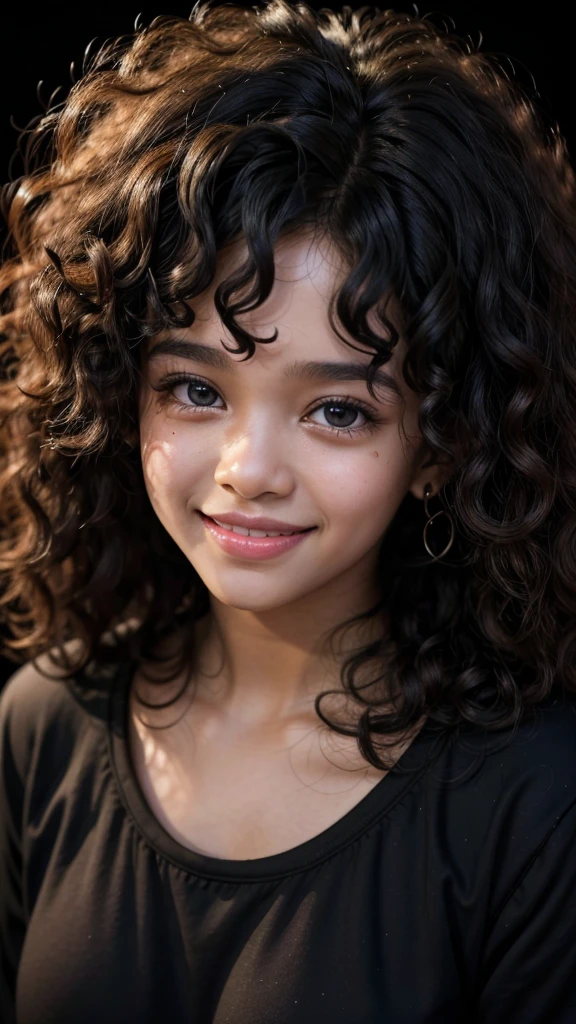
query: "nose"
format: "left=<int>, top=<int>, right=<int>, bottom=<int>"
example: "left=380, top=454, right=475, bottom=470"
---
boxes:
left=213, top=421, right=295, bottom=499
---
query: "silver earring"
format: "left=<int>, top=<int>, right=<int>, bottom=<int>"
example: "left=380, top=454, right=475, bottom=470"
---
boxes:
left=423, top=482, right=455, bottom=561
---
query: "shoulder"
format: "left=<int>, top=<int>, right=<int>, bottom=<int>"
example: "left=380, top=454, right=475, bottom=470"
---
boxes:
left=0, top=648, right=82, bottom=777
left=443, top=683, right=576, bottom=770
left=414, top=687, right=576, bottom=923
left=476, top=686, right=576, bottom=778
left=0, top=646, right=83, bottom=719
left=472, top=696, right=576, bottom=1017
left=436, top=684, right=576, bottom=843
left=0, top=630, right=133, bottom=779
left=0, top=618, right=141, bottom=728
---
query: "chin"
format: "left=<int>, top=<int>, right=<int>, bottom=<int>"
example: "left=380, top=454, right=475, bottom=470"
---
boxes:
left=202, top=582, right=308, bottom=614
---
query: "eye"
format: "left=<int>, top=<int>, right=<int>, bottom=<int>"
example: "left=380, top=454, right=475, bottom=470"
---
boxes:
left=305, top=398, right=378, bottom=437
left=151, top=373, right=224, bottom=411
left=151, top=373, right=382, bottom=438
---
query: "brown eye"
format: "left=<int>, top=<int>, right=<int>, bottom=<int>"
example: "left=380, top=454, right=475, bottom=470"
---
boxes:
left=305, top=396, right=380, bottom=437
left=151, top=373, right=224, bottom=412
left=308, top=401, right=366, bottom=430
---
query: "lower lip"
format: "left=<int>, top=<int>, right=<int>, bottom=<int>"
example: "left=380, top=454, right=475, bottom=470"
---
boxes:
left=198, top=512, right=316, bottom=561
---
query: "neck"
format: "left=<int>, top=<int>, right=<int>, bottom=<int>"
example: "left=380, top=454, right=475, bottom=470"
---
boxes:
left=186, top=582, right=389, bottom=728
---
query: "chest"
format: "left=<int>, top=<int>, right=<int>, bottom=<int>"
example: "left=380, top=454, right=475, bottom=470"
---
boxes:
left=127, top=686, right=394, bottom=860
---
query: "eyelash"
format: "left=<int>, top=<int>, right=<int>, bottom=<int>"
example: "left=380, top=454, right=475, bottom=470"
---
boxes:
left=151, top=372, right=382, bottom=438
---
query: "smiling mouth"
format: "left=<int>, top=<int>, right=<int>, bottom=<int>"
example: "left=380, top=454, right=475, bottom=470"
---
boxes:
left=197, top=512, right=317, bottom=558
left=198, top=511, right=316, bottom=538
left=207, top=517, right=313, bottom=538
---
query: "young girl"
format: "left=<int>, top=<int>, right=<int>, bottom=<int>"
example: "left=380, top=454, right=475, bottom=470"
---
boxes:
left=1, top=2, right=576, bottom=1021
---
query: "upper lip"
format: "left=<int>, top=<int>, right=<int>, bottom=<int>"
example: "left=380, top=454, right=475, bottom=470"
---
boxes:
left=200, top=510, right=314, bottom=532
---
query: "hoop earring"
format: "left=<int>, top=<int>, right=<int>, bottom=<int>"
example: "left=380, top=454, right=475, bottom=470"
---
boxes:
left=423, top=482, right=455, bottom=561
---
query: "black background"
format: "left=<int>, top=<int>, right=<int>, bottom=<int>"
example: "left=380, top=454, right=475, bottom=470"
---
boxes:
left=0, top=3, right=573, bottom=684
left=2, top=3, right=574, bottom=179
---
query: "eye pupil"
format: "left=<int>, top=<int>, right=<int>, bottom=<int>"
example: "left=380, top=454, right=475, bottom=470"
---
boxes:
left=325, top=403, right=357, bottom=428
left=189, top=382, right=216, bottom=406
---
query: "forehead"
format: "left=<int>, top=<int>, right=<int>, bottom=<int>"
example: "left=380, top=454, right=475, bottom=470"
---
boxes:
left=193, top=231, right=344, bottom=333
left=197, top=231, right=399, bottom=346
left=149, top=230, right=407, bottom=373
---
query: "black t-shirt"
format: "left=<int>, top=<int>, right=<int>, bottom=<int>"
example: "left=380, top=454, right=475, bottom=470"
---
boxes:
left=2, top=654, right=576, bottom=1024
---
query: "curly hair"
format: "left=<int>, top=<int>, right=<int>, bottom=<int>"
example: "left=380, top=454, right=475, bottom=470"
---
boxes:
left=1, top=0, right=576, bottom=769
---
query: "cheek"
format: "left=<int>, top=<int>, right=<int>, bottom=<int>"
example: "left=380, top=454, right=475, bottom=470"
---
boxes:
left=139, top=411, right=208, bottom=509
left=312, top=449, right=412, bottom=530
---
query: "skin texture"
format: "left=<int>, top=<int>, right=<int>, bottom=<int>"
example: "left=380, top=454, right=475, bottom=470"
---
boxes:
left=137, top=230, right=451, bottom=730
left=130, top=230, right=454, bottom=857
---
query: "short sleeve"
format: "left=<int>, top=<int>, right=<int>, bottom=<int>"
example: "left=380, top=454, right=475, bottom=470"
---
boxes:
left=0, top=672, right=29, bottom=1024
left=474, top=798, right=576, bottom=1023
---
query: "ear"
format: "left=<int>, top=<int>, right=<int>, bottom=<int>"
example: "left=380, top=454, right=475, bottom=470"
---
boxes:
left=406, top=446, right=456, bottom=503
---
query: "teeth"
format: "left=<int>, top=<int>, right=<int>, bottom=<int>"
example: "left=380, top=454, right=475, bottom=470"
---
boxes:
left=211, top=518, right=296, bottom=537
left=211, top=518, right=233, bottom=531
left=233, top=527, right=286, bottom=538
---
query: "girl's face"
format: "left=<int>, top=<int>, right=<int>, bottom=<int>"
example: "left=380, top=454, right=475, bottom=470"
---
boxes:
left=138, top=232, right=437, bottom=617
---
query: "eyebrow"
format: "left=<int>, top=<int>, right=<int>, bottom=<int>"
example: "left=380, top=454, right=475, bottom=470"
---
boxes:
left=147, top=338, right=403, bottom=401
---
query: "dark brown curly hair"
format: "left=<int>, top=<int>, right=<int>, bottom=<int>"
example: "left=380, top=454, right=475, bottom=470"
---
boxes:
left=1, top=0, right=576, bottom=769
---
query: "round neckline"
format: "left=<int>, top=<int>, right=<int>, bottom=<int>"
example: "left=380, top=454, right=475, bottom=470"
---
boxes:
left=107, top=655, right=449, bottom=882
